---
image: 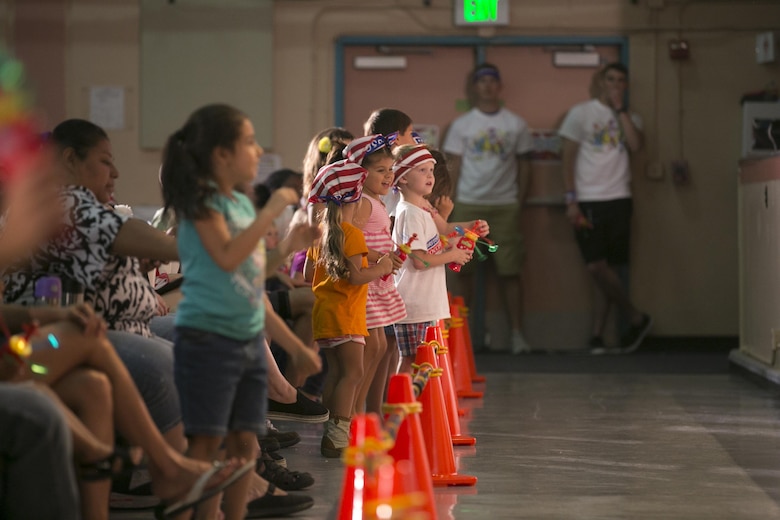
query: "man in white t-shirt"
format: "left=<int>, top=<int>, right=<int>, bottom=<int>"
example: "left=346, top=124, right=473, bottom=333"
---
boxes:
left=559, top=62, right=651, bottom=354
left=443, top=63, right=533, bottom=354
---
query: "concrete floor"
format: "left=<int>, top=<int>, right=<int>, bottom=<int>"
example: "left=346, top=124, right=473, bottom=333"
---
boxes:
left=113, top=351, right=780, bottom=519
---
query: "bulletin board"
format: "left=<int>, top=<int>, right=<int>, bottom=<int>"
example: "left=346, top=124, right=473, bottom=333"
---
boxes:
left=139, top=0, right=273, bottom=149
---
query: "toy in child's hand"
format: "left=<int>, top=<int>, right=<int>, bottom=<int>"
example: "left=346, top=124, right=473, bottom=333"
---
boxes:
left=472, top=219, right=490, bottom=237
left=382, top=233, right=427, bottom=280
left=0, top=47, right=43, bottom=182
left=394, top=233, right=418, bottom=261
left=447, top=226, right=479, bottom=272
left=447, top=221, right=499, bottom=272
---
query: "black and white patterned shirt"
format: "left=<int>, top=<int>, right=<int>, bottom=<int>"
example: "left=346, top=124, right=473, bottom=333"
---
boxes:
left=3, top=185, right=158, bottom=337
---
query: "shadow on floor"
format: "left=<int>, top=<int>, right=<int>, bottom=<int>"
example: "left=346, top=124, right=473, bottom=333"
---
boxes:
left=475, top=337, right=736, bottom=374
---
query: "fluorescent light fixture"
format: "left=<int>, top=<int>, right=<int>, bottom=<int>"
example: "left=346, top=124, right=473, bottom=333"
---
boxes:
left=353, top=56, right=407, bottom=70
left=553, top=51, right=601, bottom=68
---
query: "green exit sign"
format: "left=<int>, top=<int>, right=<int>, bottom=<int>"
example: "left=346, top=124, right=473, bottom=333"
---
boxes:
left=455, top=0, right=509, bottom=26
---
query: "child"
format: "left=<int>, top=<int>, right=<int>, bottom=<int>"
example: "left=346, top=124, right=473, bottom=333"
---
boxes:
left=392, top=144, right=489, bottom=374
left=160, top=103, right=317, bottom=519
left=304, top=134, right=394, bottom=457
left=362, top=108, right=419, bottom=409
left=349, top=135, right=405, bottom=417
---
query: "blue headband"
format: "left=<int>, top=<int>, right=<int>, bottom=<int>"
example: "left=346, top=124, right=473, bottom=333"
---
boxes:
left=474, top=67, right=501, bottom=82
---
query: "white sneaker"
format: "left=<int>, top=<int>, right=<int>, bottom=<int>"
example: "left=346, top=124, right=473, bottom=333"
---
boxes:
left=511, top=331, right=532, bottom=354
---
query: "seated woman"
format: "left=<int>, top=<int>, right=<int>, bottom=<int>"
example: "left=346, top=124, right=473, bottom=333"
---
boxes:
left=2, top=119, right=185, bottom=450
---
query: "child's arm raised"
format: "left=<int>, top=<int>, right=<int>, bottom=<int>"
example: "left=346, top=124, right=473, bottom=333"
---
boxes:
left=346, top=253, right=393, bottom=286
left=435, top=217, right=489, bottom=237
left=196, top=188, right=298, bottom=272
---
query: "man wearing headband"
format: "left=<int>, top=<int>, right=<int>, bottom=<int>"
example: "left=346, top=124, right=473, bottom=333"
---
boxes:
left=443, top=62, right=534, bottom=355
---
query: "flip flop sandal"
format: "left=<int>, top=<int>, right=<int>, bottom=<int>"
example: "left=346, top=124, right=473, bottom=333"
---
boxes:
left=244, top=483, right=314, bottom=519
left=79, top=446, right=139, bottom=482
left=156, top=459, right=254, bottom=519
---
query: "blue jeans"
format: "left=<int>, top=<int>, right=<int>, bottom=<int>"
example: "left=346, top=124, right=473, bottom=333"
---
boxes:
left=0, top=383, right=80, bottom=520
left=174, top=327, right=267, bottom=437
left=108, top=316, right=181, bottom=433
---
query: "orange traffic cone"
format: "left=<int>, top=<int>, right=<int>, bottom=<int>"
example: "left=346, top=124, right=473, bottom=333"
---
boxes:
left=424, top=325, right=475, bottom=447
left=438, top=321, right=466, bottom=417
left=337, top=413, right=384, bottom=519
left=446, top=307, right=484, bottom=399
left=413, top=343, right=477, bottom=487
left=384, top=374, right=437, bottom=519
left=451, top=295, right=486, bottom=383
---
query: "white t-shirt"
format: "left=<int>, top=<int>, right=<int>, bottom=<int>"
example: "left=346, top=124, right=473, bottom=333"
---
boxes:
left=442, top=107, right=533, bottom=205
left=558, top=98, right=643, bottom=202
left=392, top=201, right=451, bottom=324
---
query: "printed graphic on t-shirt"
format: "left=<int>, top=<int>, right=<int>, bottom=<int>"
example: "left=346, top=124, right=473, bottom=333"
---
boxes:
left=590, top=119, right=625, bottom=151
left=468, top=128, right=513, bottom=161
left=226, top=210, right=265, bottom=308
left=427, top=234, right=443, bottom=255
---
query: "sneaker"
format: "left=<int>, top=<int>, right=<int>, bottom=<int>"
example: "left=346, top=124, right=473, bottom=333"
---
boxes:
left=268, top=389, right=329, bottom=423
left=265, top=449, right=287, bottom=468
left=256, top=454, right=314, bottom=491
left=109, top=469, right=160, bottom=510
left=511, top=330, right=532, bottom=354
left=620, top=314, right=653, bottom=353
left=258, top=435, right=281, bottom=453
left=245, top=484, right=314, bottom=518
left=321, top=416, right=350, bottom=458
left=260, top=420, right=301, bottom=449
left=588, top=336, right=607, bottom=355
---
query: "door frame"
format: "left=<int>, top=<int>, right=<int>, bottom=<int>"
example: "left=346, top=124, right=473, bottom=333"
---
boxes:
left=334, top=35, right=629, bottom=127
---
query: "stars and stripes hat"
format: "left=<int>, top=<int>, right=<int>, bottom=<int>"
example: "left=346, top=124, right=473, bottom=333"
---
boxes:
left=308, top=134, right=387, bottom=205
left=392, top=144, right=436, bottom=185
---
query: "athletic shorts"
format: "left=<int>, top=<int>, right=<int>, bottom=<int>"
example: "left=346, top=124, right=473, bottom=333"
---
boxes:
left=574, top=198, right=633, bottom=265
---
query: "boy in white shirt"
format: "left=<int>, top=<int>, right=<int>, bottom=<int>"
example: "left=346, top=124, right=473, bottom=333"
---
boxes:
left=391, top=144, right=489, bottom=374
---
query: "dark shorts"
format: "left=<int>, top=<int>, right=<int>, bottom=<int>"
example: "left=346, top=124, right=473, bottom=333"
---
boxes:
left=574, top=198, right=633, bottom=265
left=174, top=326, right=267, bottom=437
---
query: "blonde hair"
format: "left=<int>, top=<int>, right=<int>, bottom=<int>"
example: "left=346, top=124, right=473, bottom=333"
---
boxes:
left=318, top=201, right=350, bottom=280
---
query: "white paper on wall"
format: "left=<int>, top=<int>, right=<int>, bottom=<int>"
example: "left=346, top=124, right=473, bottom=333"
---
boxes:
left=89, top=86, right=125, bottom=130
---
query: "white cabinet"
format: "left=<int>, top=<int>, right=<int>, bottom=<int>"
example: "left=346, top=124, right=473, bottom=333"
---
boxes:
left=738, top=155, right=780, bottom=367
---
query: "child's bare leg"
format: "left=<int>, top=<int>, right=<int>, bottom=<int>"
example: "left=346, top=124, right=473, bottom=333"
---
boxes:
left=398, top=354, right=415, bottom=375
left=222, top=431, right=259, bottom=520
left=354, top=328, right=385, bottom=416
left=187, top=435, right=224, bottom=520
left=365, top=330, right=392, bottom=415
left=322, top=349, right=340, bottom=410
left=329, top=341, right=364, bottom=419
